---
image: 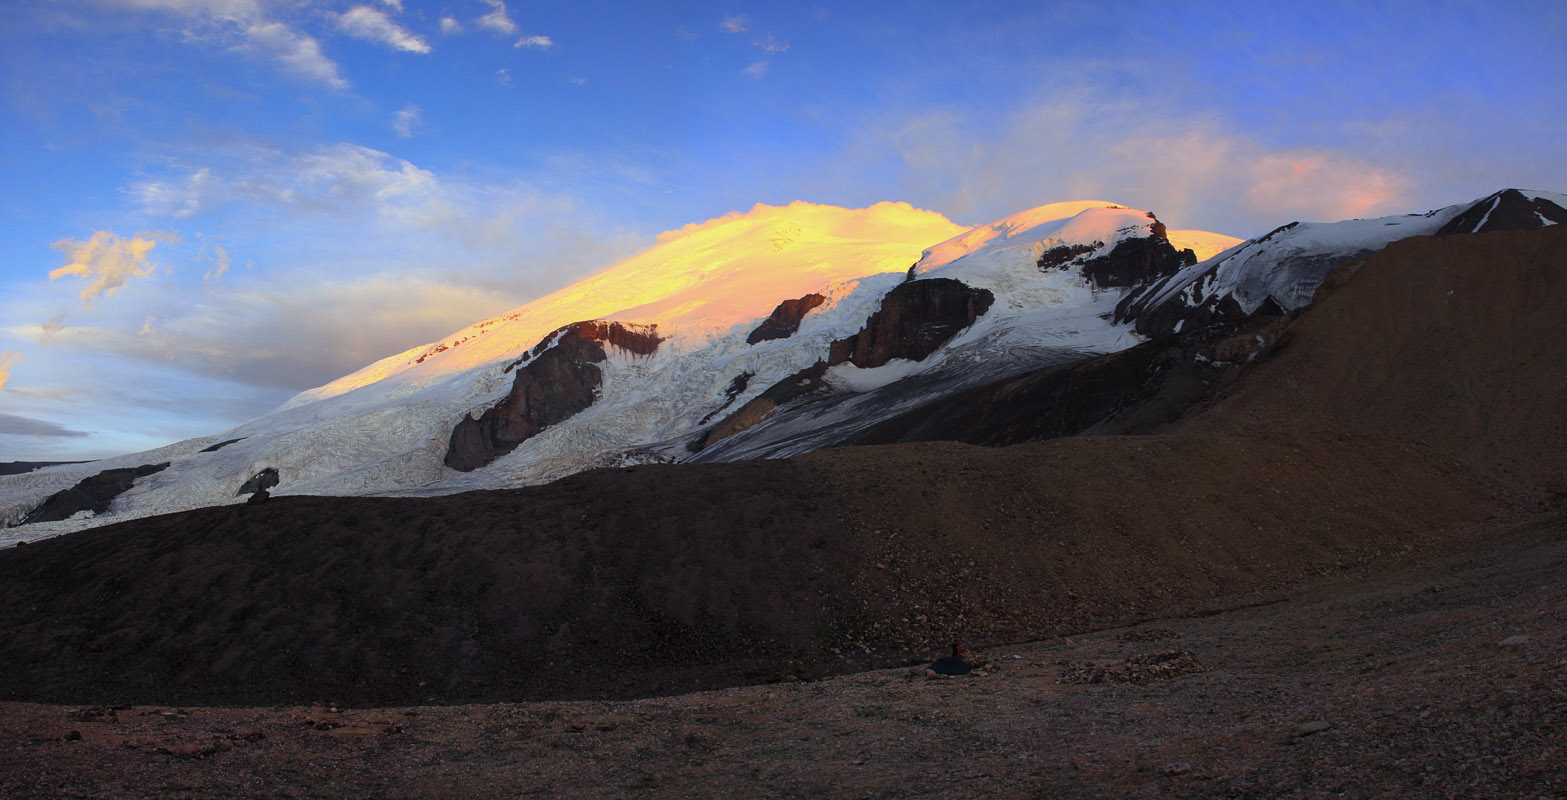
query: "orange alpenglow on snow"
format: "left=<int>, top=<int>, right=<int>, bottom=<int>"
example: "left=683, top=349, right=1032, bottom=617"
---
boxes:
left=293, top=201, right=968, bottom=404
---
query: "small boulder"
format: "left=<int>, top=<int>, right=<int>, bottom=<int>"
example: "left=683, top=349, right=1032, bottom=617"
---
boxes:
left=930, top=643, right=974, bottom=676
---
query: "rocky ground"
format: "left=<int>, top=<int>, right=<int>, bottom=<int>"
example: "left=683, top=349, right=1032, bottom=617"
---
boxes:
left=3, top=515, right=1561, bottom=799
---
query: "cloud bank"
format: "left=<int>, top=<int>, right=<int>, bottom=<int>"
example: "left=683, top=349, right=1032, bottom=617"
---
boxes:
left=821, top=84, right=1417, bottom=236
left=0, top=412, right=90, bottom=439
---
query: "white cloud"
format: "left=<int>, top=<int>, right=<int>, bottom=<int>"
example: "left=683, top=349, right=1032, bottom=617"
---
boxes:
left=202, top=242, right=232, bottom=283
left=137, top=167, right=214, bottom=218
left=752, top=33, right=787, bottom=53
left=515, top=34, right=552, bottom=49
left=476, top=0, right=518, bottom=36
left=719, top=15, right=748, bottom=33
left=238, top=20, right=348, bottom=88
left=392, top=104, right=422, bottom=138
left=133, top=143, right=445, bottom=226
left=742, top=61, right=767, bottom=79
left=101, top=0, right=349, bottom=88
left=335, top=6, right=431, bottom=54
left=380, top=0, right=403, bottom=11
left=49, top=231, right=178, bottom=305
left=496, top=68, right=511, bottom=85
left=0, top=350, right=20, bottom=391
left=439, top=16, right=462, bottom=34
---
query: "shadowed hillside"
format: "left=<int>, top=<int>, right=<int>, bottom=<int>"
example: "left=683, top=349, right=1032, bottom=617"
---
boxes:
left=1179, top=225, right=1567, bottom=499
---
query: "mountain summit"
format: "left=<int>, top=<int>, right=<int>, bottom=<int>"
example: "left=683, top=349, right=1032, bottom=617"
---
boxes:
left=5, top=190, right=1564, bottom=536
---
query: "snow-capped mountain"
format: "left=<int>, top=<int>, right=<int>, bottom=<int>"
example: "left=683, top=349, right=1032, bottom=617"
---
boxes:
left=1118, top=188, right=1567, bottom=337
left=4, top=189, right=1563, bottom=541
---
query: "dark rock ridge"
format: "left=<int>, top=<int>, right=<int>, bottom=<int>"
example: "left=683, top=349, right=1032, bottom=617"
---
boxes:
left=199, top=438, right=244, bottom=453
left=1035, top=242, right=1100, bottom=271
left=446, top=321, right=663, bottom=472
left=697, top=363, right=830, bottom=450
left=1042, top=217, right=1198, bottom=290
left=843, top=312, right=1293, bottom=449
left=236, top=468, right=280, bottom=498
left=1119, top=269, right=1298, bottom=340
left=17, top=463, right=169, bottom=525
left=746, top=293, right=827, bottom=345
left=698, top=278, right=994, bottom=450
left=697, top=372, right=754, bottom=428
left=827, top=278, right=994, bottom=369
left=1436, top=188, right=1567, bottom=235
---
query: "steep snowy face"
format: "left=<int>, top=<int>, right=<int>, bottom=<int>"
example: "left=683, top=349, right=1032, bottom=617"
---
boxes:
left=1120, top=189, right=1567, bottom=338
left=693, top=203, right=1213, bottom=461
left=288, top=200, right=968, bottom=407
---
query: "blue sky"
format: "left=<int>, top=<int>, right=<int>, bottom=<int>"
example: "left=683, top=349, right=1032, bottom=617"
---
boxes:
left=2, top=0, right=1564, bottom=459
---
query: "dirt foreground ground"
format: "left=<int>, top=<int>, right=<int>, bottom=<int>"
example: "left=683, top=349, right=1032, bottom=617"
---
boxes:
left=3, top=516, right=1562, bottom=800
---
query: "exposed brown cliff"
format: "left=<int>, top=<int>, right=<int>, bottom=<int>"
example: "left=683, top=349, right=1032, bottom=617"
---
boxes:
left=445, top=321, right=662, bottom=472
left=746, top=293, right=827, bottom=344
left=827, top=278, right=994, bottom=368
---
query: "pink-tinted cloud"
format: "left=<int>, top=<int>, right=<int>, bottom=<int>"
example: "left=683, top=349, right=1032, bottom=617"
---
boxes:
left=0, top=349, right=20, bottom=391
left=824, top=85, right=1415, bottom=236
left=49, top=231, right=178, bottom=305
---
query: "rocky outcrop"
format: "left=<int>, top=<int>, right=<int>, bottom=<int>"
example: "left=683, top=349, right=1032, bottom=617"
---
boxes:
left=445, top=321, right=663, bottom=472
left=199, top=438, right=244, bottom=453
left=1043, top=218, right=1197, bottom=290
left=1437, top=189, right=1567, bottom=235
left=827, top=278, right=994, bottom=369
left=697, top=363, right=828, bottom=450
left=1120, top=279, right=1292, bottom=340
left=18, top=463, right=169, bottom=525
left=697, top=373, right=755, bottom=427
left=844, top=312, right=1292, bottom=448
left=697, top=279, right=994, bottom=451
left=236, top=468, right=280, bottom=498
left=1036, top=242, right=1100, bottom=271
left=746, top=293, right=827, bottom=345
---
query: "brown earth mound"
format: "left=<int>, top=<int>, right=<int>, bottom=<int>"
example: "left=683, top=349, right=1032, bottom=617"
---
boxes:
left=1180, top=225, right=1567, bottom=498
